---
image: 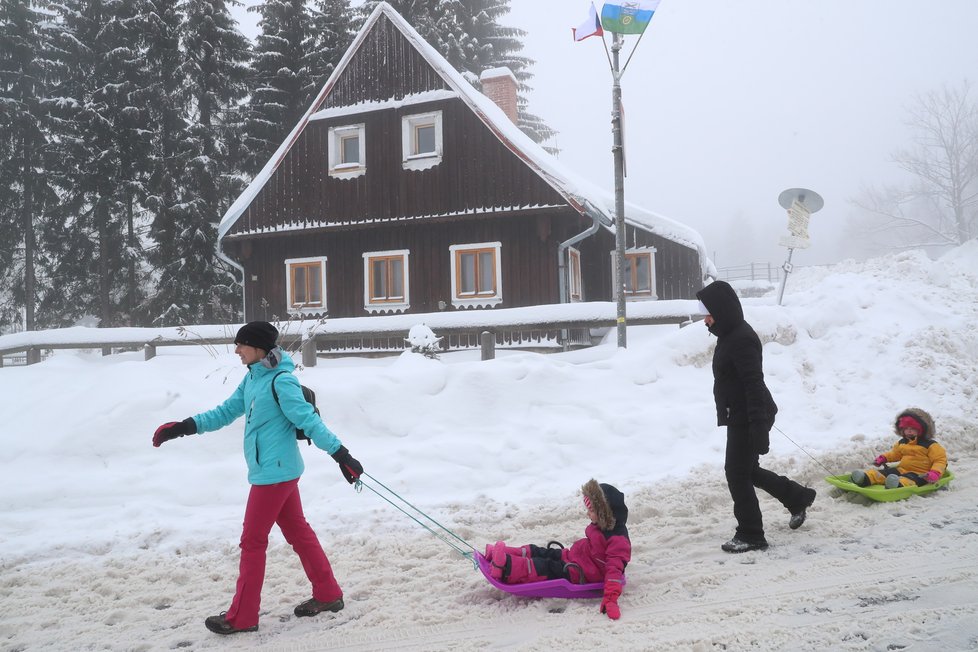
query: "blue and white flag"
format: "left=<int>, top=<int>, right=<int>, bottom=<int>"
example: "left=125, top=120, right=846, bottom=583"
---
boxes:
left=601, top=0, right=660, bottom=35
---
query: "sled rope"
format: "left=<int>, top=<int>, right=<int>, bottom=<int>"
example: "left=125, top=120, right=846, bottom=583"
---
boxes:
left=773, top=425, right=835, bottom=475
left=354, top=473, right=477, bottom=560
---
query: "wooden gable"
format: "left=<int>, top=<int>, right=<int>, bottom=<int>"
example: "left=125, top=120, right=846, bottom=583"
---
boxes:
left=222, top=12, right=571, bottom=241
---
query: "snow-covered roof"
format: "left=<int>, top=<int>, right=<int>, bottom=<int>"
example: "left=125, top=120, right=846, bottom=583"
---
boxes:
left=218, top=2, right=708, bottom=268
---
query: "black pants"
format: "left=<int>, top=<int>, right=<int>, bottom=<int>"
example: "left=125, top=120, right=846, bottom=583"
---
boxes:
left=725, top=424, right=812, bottom=542
left=881, top=467, right=928, bottom=486
left=526, top=544, right=574, bottom=581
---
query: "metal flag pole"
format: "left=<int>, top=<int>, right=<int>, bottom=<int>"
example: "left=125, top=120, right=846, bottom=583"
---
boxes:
left=611, top=31, right=628, bottom=348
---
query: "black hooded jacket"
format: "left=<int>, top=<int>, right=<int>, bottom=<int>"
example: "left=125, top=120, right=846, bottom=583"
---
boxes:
left=696, top=281, right=778, bottom=435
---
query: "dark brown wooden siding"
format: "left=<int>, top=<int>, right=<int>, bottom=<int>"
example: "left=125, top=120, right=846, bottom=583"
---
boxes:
left=229, top=214, right=702, bottom=321
left=575, top=225, right=703, bottom=302
left=225, top=11, right=569, bottom=239
left=229, top=210, right=584, bottom=320
left=318, top=15, right=448, bottom=108
left=227, top=97, right=570, bottom=237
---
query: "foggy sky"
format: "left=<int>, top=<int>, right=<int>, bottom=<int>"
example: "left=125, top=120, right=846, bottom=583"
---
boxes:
left=233, top=1, right=978, bottom=269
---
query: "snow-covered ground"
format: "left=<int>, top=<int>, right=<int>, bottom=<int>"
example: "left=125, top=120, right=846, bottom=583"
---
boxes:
left=2, top=243, right=977, bottom=651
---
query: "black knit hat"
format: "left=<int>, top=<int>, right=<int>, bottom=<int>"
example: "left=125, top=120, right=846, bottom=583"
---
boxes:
left=234, top=321, right=278, bottom=352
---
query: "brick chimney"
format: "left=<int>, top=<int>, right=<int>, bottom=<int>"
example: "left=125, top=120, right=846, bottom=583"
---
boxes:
left=480, top=67, right=519, bottom=124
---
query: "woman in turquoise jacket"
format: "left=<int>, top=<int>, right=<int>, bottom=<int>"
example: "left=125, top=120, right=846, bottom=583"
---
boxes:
left=153, top=321, right=364, bottom=636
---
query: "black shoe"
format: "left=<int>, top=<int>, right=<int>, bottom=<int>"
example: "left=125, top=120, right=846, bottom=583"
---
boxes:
left=294, top=597, right=345, bottom=618
left=721, top=537, right=769, bottom=553
left=789, top=489, right=817, bottom=530
left=204, top=612, right=258, bottom=635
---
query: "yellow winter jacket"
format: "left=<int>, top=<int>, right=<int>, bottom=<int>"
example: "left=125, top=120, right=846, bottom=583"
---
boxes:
left=881, top=439, right=947, bottom=476
left=882, top=407, right=947, bottom=476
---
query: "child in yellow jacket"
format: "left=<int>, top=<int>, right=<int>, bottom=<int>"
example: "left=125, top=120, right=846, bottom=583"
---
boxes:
left=851, top=408, right=947, bottom=489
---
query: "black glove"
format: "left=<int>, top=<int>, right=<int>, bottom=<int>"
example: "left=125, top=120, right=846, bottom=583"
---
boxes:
left=748, top=421, right=771, bottom=456
left=330, top=445, right=363, bottom=484
left=152, top=418, right=197, bottom=447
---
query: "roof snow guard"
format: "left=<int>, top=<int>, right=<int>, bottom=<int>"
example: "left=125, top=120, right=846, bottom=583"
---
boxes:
left=217, top=2, right=708, bottom=269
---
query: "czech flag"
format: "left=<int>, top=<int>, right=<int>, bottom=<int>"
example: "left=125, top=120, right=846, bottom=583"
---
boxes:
left=572, top=2, right=604, bottom=42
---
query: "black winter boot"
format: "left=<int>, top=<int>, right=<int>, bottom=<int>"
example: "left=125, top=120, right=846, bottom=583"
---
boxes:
left=294, top=597, right=344, bottom=617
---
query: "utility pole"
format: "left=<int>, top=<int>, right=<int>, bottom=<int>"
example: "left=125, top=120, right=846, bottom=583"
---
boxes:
left=611, top=32, right=627, bottom=348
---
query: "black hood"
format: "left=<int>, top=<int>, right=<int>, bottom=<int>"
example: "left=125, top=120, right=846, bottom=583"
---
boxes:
left=696, top=280, right=744, bottom=337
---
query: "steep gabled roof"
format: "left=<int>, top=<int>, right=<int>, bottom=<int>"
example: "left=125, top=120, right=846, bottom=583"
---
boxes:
left=218, top=2, right=707, bottom=264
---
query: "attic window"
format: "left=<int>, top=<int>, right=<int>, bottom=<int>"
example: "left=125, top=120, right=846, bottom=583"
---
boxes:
left=328, top=124, right=365, bottom=179
left=402, top=111, right=443, bottom=171
left=449, top=242, right=502, bottom=308
left=363, top=250, right=410, bottom=314
left=285, top=256, right=328, bottom=314
left=613, top=248, right=657, bottom=300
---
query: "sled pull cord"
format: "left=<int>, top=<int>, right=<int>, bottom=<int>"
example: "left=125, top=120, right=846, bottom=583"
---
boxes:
left=773, top=424, right=835, bottom=475
left=354, top=473, right=477, bottom=562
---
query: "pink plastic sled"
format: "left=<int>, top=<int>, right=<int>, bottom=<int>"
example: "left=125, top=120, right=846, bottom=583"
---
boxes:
left=474, top=552, right=624, bottom=599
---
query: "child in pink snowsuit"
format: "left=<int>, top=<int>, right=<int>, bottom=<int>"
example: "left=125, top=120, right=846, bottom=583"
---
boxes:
left=484, top=479, right=630, bottom=620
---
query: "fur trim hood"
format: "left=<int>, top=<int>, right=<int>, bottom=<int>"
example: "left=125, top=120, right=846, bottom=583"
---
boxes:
left=894, top=407, right=937, bottom=441
left=582, top=479, right=628, bottom=534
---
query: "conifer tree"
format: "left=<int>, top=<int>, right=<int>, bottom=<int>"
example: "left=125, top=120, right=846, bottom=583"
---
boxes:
left=43, top=0, right=154, bottom=327
left=174, top=0, right=252, bottom=323
left=242, top=0, right=312, bottom=174
left=0, top=0, right=63, bottom=330
left=302, top=0, right=354, bottom=105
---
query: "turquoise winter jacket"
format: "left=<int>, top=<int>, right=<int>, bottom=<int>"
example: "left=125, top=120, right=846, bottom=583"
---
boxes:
left=191, top=349, right=343, bottom=485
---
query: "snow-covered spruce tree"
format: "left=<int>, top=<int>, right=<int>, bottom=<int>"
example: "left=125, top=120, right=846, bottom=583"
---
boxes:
left=301, top=0, right=354, bottom=106
left=241, top=0, right=313, bottom=174
left=0, top=0, right=63, bottom=330
left=139, top=0, right=193, bottom=327
left=42, top=0, right=155, bottom=328
left=173, top=0, right=253, bottom=324
left=358, top=0, right=555, bottom=149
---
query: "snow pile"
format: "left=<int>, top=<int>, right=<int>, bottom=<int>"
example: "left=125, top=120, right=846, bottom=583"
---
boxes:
left=1, top=244, right=977, bottom=650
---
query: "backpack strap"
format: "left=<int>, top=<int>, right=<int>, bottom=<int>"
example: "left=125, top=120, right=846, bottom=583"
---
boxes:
left=270, top=370, right=288, bottom=408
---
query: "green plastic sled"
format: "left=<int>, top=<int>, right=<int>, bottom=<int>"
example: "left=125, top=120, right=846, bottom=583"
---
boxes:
left=825, top=470, right=954, bottom=502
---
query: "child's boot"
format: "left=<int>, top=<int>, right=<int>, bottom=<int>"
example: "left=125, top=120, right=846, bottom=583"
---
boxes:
left=850, top=470, right=869, bottom=486
left=484, top=541, right=528, bottom=561
left=885, top=474, right=914, bottom=489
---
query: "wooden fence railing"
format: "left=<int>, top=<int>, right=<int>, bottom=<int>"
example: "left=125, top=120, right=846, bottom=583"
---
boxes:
left=0, top=301, right=703, bottom=367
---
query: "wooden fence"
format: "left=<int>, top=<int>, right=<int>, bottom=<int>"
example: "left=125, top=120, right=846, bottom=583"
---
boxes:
left=0, top=312, right=699, bottom=368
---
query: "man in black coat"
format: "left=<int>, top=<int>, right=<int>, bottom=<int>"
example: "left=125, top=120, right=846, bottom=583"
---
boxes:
left=696, top=280, right=816, bottom=553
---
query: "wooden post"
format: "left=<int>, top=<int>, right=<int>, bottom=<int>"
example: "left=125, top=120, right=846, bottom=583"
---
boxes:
left=27, top=347, right=41, bottom=365
left=101, top=346, right=111, bottom=357
left=480, top=331, right=495, bottom=361
left=302, top=336, right=317, bottom=367
left=144, top=343, right=156, bottom=361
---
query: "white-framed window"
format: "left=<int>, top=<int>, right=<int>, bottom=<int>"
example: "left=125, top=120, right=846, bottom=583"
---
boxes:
left=568, top=247, right=583, bottom=302
left=611, top=247, right=657, bottom=300
left=401, top=111, right=443, bottom=171
left=362, top=249, right=410, bottom=313
left=328, top=123, right=366, bottom=179
left=285, top=256, right=328, bottom=314
left=449, top=242, right=502, bottom=308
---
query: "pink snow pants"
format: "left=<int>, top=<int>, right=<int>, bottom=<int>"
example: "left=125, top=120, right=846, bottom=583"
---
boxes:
left=224, top=478, right=342, bottom=629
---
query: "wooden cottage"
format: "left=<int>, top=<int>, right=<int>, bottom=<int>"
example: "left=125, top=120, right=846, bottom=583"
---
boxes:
left=217, top=2, right=708, bottom=335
